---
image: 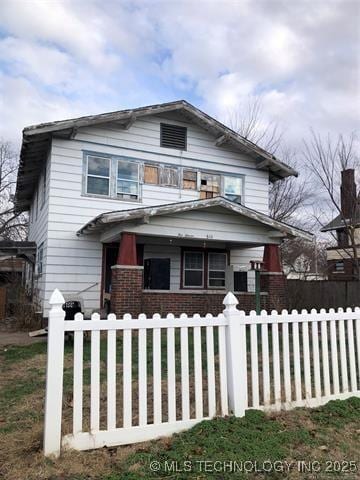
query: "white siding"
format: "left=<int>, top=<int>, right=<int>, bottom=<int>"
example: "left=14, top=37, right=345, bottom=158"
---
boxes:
left=28, top=153, right=50, bottom=309
left=38, top=111, right=271, bottom=315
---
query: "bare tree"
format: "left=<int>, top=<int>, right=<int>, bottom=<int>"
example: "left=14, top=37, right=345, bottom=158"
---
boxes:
left=0, top=140, right=28, bottom=240
left=281, top=237, right=328, bottom=279
left=303, top=130, right=360, bottom=279
left=226, top=96, right=311, bottom=224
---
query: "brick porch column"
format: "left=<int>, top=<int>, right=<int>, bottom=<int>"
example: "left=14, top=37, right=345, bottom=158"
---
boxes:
left=261, top=244, right=287, bottom=311
left=111, top=232, right=143, bottom=317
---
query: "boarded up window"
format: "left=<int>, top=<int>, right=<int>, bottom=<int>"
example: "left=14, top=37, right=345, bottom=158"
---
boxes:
left=144, top=164, right=159, bottom=184
left=183, top=169, right=197, bottom=190
left=160, top=166, right=179, bottom=187
left=200, top=172, right=220, bottom=199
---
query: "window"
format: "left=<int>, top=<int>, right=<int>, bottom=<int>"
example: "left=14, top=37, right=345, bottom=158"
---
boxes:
left=144, top=258, right=170, bottom=290
left=160, top=123, right=187, bottom=150
left=37, top=242, right=44, bottom=275
left=337, top=230, right=348, bottom=248
left=86, top=155, right=110, bottom=195
left=183, top=170, right=197, bottom=190
left=224, top=176, right=243, bottom=203
left=160, top=166, right=179, bottom=187
left=234, top=271, right=248, bottom=292
left=200, top=172, right=221, bottom=199
left=208, top=253, right=227, bottom=287
left=335, top=261, right=345, bottom=272
left=117, top=159, right=139, bottom=199
left=183, top=252, right=204, bottom=287
left=144, top=164, right=159, bottom=184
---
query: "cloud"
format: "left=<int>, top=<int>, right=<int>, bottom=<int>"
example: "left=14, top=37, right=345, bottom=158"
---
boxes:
left=0, top=0, right=358, bottom=152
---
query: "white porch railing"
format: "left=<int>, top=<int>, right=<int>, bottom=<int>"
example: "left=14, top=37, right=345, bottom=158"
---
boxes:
left=44, top=289, right=360, bottom=457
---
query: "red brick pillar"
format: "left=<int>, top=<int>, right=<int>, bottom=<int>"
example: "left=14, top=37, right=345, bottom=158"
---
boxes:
left=261, top=244, right=287, bottom=311
left=111, top=232, right=143, bottom=316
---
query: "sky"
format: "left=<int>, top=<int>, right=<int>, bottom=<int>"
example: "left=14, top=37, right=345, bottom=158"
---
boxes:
left=0, top=0, right=359, bottom=152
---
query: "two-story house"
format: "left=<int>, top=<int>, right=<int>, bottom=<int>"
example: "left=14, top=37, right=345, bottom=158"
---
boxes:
left=321, top=168, right=360, bottom=280
left=15, top=100, right=311, bottom=317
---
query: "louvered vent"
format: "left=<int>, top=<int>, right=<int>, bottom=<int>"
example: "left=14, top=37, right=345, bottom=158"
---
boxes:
left=160, top=123, right=187, bottom=150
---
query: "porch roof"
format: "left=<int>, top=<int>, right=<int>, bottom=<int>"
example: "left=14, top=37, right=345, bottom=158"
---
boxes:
left=76, top=197, right=312, bottom=241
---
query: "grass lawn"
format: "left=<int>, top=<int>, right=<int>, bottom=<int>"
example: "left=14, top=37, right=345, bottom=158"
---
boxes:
left=1, top=341, right=360, bottom=480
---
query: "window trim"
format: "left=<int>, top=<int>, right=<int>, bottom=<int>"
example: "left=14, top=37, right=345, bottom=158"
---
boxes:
left=207, top=252, right=227, bottom=288
left=37, top=242, right=44, bottom=276
left=223, top=174, right=244, bottom=204
left=183, top=251, right=204, bottom=288
left=85, top=155, right=111, bottom=197
left=116, top=158, right=140, bottom=199
left=181, top=248, right=228, bottom=290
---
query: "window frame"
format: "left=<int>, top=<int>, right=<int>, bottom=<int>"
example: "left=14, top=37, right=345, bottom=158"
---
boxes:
left=116, top=158, right=140, bottom=199
left=223, top=175, right=244, bottom=203
left=85, top=155, right=111, bottom=197
left=182, top=251, right=205, bottom=288
left=181, top=249, right=228, bottom=290
left=207, top=252, right=227, bottom=288
left=37, top=242, right=44, bottom=276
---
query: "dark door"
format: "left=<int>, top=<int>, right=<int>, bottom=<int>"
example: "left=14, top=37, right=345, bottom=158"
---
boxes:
left=144, top=258, right=170, bottom=290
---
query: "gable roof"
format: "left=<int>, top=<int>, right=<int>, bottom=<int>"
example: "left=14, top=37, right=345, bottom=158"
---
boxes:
left=77, top=196, right=312, bottom=240
left=15, top=100, right=297, bottom=211
left=321, top=204, right=360, bottom=232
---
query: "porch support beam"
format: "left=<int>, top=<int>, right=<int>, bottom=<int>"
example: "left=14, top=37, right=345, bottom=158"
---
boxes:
left=117, top=232, right=137, bottom=266
left=263, top=244, right=282, bottom=273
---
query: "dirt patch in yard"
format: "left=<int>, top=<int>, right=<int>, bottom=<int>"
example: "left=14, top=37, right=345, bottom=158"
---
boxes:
left=0, top=331, right=46, bottom=348
left=1, top=342, right=359, bottom=480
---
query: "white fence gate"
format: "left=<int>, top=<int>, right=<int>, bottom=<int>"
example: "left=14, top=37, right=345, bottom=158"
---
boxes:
left=44, top=289, right=360, bottom=457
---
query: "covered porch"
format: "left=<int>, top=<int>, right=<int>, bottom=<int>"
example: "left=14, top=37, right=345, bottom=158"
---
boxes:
left=77, top=197, right=312, bottom=315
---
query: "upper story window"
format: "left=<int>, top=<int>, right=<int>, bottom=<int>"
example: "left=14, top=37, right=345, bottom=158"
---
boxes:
left=160, top=123, right=187, bottom=150
left=117, top=159, right=139, bottom=200
left=86, top=155, right=110, bottom=196
left=224, top=176, right=243, bottom=203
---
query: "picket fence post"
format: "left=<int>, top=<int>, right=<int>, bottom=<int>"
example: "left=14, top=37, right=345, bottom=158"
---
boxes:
left=223, top=292, right=247, bottom=417
left=44, top=289, right=65, bottom=458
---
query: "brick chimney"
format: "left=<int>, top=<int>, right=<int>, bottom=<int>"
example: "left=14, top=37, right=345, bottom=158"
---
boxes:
left=341, top=169, right=357, bottom=218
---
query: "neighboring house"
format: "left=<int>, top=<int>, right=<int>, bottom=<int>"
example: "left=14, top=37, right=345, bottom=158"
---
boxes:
left=321, top=169, right=360, bottom=280
left=14, top=100, right=311, bottom=317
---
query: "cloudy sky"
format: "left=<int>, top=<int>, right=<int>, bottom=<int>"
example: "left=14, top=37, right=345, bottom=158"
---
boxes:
left=0, top=0, right=359, bottom=150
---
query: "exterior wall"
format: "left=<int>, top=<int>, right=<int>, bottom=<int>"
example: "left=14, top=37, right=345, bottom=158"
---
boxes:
left=28, top=152, right=50, bottom=309
left=141, top=291, right=268, bottom=316
left=39, top=111, right=270, bottom=316
left=327, top=258, right=355, bottom=281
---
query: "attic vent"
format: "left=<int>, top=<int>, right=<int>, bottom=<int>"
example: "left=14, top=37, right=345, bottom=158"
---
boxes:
left=160, top=123, right=187, bottom=150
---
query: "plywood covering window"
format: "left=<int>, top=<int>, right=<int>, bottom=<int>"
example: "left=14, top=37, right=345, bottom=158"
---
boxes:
left=144, top=164, right=159, bottom=185
left=183, top=169, right=197, bottom=190
left=160, top=166, right=179, bottom=187
left=200, top=172, right=221, bottom=199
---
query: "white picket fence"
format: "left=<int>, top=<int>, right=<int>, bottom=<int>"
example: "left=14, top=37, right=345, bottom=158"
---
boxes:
left=44, top=289, right=360, bottom=457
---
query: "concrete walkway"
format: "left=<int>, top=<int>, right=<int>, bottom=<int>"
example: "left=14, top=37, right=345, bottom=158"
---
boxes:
left=0, top=331, right=46, bottom=347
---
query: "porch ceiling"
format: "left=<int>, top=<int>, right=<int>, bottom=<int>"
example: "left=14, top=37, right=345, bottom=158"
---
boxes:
left=77, top=197, right=312, bottom=243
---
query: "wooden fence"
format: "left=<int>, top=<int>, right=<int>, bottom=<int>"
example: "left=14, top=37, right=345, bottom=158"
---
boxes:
left=44, top=289, right=360, bottom=457
left=287, top=280, right=360, bottom=311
